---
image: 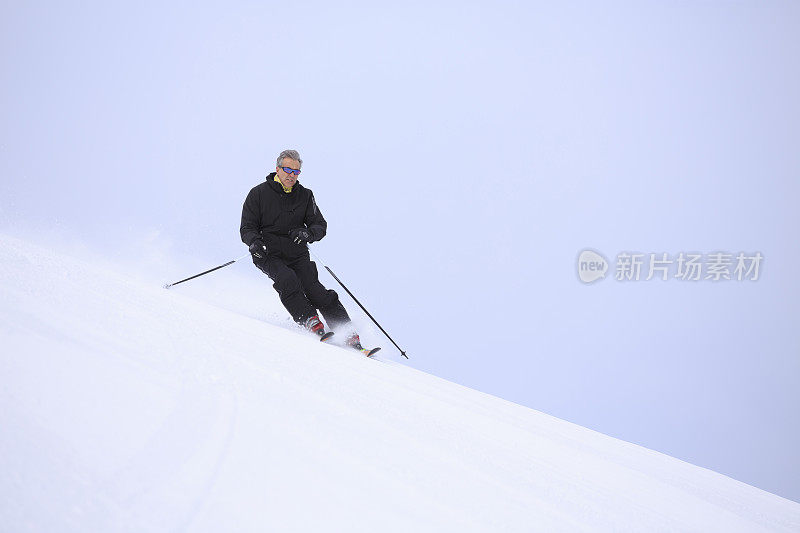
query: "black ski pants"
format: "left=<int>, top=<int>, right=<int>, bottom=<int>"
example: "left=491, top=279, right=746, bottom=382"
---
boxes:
left=256, top=254, right=351, bottom=330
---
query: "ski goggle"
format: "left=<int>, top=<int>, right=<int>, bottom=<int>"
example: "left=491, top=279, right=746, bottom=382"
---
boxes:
left=280, top=166, right=301, bottom=176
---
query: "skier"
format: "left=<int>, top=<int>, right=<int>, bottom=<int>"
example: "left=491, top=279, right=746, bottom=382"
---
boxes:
left=240, top=149, right=368, bottom=351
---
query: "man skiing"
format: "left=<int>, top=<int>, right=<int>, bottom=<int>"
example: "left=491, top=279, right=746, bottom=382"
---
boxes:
left=240, top=149, right=368, bottom=352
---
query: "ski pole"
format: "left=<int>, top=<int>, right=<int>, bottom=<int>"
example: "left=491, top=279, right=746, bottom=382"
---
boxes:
left=164, top=254, right=250, bottom=289
left=310, top=251, right=408, bottom=359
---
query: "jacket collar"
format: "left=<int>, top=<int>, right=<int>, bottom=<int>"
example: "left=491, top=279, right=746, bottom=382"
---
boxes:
left=265, top=172, right=300, bottom=194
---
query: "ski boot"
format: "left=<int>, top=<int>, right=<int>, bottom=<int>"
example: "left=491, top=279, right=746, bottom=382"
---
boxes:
left=345, top=333, right=381, bottom=357
left=305, top=315, right=334, bottom=342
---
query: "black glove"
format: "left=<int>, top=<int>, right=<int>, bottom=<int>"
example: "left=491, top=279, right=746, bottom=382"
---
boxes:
left=249, top=240, right=268, bottom=260
left=289, top=228, right=313, bottom=245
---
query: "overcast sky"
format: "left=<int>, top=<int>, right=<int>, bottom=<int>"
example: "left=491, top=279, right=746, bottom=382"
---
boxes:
left=2, top=1, right=799, bottom=502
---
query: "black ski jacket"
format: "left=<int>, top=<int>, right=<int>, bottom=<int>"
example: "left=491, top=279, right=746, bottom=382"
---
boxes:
left=240, top=173, right=327, bottom=260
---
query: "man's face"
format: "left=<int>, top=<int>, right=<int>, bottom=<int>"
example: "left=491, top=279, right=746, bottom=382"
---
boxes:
left=276, top=158, right=301, bottom=189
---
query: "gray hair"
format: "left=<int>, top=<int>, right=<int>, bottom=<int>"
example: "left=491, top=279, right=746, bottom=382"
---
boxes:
left=277, top=149, right=303, bottom=168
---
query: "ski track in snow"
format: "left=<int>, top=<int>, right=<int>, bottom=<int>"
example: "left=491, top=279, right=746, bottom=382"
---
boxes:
left=1, top=233, right=799, bottom=532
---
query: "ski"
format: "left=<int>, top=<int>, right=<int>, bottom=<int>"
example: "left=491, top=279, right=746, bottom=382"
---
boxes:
left=320, top=331, right=335, bottom=342
left=360, top=346, right=381, bottom=358
left=342, top=333, right=379, bottom=357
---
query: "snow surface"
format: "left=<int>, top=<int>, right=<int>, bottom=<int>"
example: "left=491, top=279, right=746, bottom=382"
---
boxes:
left=1, top=232, right=798, bottom=533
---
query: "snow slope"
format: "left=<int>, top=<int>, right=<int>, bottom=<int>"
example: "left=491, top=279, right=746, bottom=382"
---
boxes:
left=1, top=233, right=798, bottom=532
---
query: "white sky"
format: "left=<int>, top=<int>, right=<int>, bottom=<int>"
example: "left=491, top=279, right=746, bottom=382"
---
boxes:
left=2, top=1, right=799, bottom=502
